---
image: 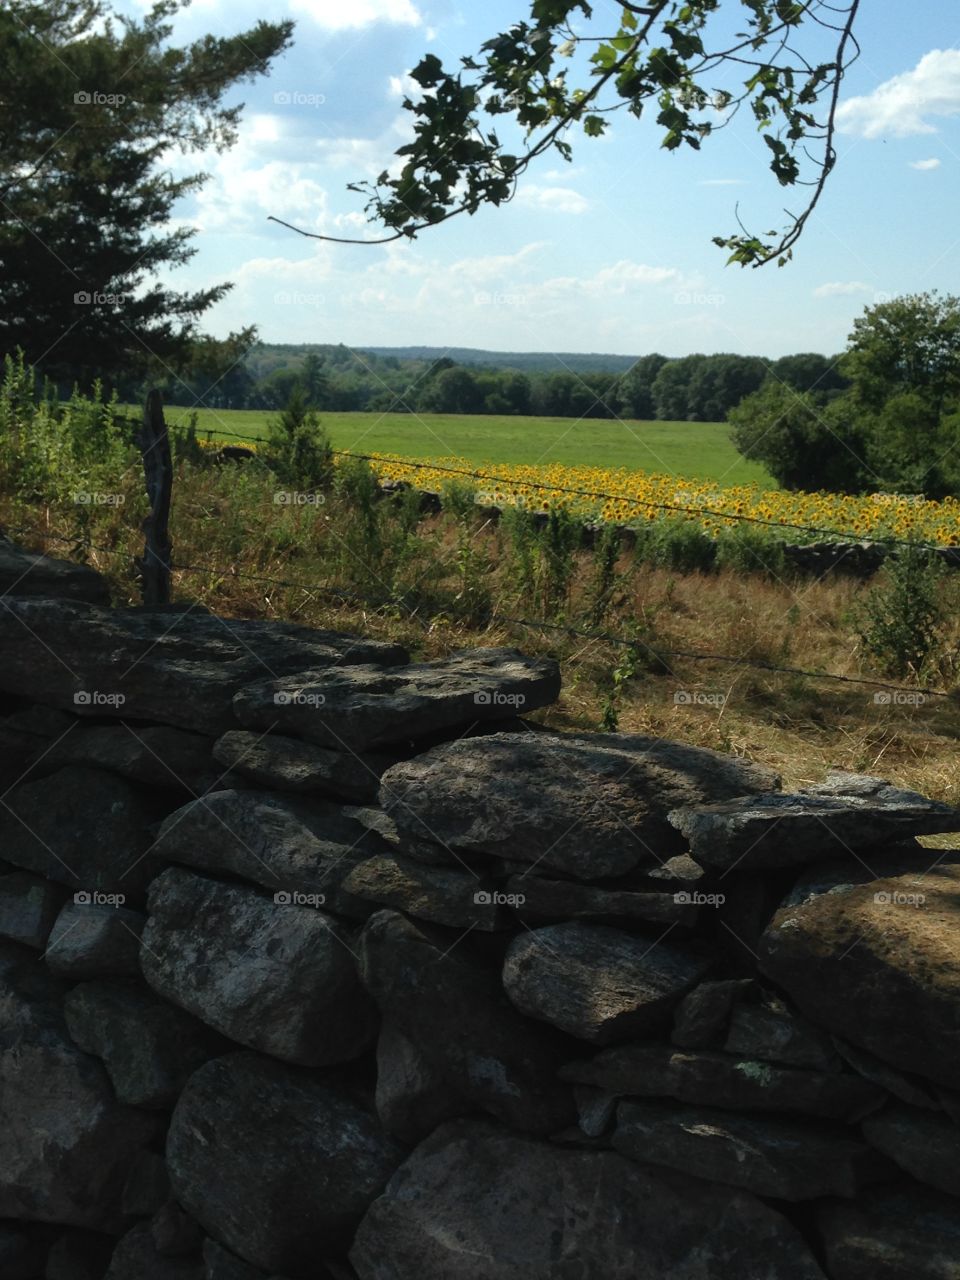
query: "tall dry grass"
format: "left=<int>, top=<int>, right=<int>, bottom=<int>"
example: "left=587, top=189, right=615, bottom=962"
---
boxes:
left=3, top=453, right=958, bottom=806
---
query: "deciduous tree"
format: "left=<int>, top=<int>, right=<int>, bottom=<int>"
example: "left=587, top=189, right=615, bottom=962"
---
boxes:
left=273, top=0, right=861, bottom=268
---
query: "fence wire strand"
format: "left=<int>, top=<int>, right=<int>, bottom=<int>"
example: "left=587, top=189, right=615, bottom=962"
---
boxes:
left=176, top=424, right=958, bottom=554
left=1, top=520, right=950, bottom=700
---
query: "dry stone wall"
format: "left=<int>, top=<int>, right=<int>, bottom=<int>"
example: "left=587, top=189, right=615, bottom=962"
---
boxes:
left=0, top=539, right=959, bottom=1279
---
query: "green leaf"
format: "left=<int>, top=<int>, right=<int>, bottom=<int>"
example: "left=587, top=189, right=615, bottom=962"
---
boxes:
left=591, top=43, right=618, bottom=69
left=410, top=54, right=444, bottom=88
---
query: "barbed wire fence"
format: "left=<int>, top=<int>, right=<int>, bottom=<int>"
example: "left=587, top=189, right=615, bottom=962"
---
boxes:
left=2, top=518, right=953, bottom=703
left=2, top=396, right=956, bottom=702
left=179, top=423, right=959, bottom=555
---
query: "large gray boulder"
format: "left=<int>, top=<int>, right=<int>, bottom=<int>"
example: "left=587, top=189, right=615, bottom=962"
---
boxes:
left=0, top=537, right=110, bottom=604
left=560, top=1043, right=883, bottom=1119
left=233, top=648, right=561, bottom=750
left=0, top=599, right=406, bottom=735
left=151, top=789, right=386, bottom=918
left=669, top=773, right=960, bottom=871
left=759, top=864, right=960, bottom=1090
left=350, top=1120, right=827, bottom=1279
left=0, top=765, right=160, bottom=899
left=381, top=732, right=779, bottom=879
left=167, top=1052, right=403, bottom=1278
left=64, top=980, right=229, bottom=1108
left=502, top=922, right=713, bottom=1043
left=213, top=729, right=393, bottom=802
left=817, top=1185, right=960, bottom=1279
left=0, top=943, right=157, bottom=1230
left=613, top=1100, right=891, bottom=1200
left=359, top=910, right=574, bottom=1134
left=141, top=868, right=377, bottom=1066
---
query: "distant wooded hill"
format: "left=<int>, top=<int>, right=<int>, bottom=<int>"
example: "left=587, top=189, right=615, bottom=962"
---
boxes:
left=360, top=346, right=639, bottom=374
left=143, top=341, right=847, bottom=423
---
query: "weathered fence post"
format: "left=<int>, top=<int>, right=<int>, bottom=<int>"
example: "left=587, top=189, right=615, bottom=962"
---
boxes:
left=138, top=389, right=172, bottom=605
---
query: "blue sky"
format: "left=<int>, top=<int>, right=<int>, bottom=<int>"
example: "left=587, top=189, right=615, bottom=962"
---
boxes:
left=126, top=0, right=960, bottom=358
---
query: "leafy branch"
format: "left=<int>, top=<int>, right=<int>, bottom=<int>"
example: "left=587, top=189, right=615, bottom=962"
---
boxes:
left=269, top=0, right=861, bottom=268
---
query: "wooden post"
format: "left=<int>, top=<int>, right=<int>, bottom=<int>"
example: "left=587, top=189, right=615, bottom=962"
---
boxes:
left=138, top=389, right=172, bottom=605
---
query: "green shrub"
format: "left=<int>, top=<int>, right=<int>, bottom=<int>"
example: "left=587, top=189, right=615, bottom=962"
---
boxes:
left=585, top=523, right=621, bottom=626
left=0, top=349, right=133, bottom=504
left=857, top=543, right=947, bottom=678
left=331, top=456, right=438, bottom=607
left=264, top=388, right=334, bottom=490
left=500, top=503, right=539, bottom=607
left=440, top=478, right=479, bottom=522
left=715, top=525, right=787, bottom=577
left=442, top=480, right=492, bottom=623
left=333, top=456, right=384, bottom=587
left=541, top=504, right=582, bottom=617
left=634, top=517, right=717, bottom=573
left=598, top=628, right=668, bottom=728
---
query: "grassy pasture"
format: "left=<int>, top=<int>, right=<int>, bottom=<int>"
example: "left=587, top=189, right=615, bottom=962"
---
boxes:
left=158, top=406, right=773, bottom=486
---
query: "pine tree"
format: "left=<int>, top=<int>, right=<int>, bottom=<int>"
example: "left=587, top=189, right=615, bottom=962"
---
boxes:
left=0, top=1, right=292, bottom=386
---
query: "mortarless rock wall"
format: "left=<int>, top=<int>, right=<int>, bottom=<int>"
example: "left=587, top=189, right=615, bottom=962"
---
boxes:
left=0, top=546, right=959, bottom=1279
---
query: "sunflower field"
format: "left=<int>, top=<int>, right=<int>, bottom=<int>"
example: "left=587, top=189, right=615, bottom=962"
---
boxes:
left=354, top=453, right=960, bottom=548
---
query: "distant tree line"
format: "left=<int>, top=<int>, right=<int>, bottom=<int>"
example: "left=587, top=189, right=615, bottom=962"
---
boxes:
left=134, top=344, right=848, bottom=424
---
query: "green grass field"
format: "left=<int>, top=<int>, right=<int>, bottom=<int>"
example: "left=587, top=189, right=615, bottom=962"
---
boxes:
left=159, top=406, right=772, bottom=486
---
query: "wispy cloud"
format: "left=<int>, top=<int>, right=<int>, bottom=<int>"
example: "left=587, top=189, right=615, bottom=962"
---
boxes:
left=515, top=185, right=590, bottom=215
left=813, top=281, right=872, bottom=299
left=837, top=49, right=960, bottom=138
left=910, top=157, right=942, bottom=171
left=290, top=0, right=422, bottom=30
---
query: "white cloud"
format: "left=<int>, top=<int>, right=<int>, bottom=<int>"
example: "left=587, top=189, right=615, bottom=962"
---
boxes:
left=813, top=281, right=872, bottom=298
left=516, top=185, right=590, bottom=215
left=837, top=49, right=960, bottom=138
left=541, top=168, right=584, bottom=184
left=234, top=253, right=332, bottom=292
left=196, top=159, right=329, bottom=234
left=582, top=261, right=682, bottom=294
left=212, top=246, right=689, bottom=343
left=910, top=157, right=941, bottom=170
left=289, top=0, right=422, bottom=30
left=447, top=243, right=548, bottom=283
left=331, top=210, right=370, bottom=231
left=388, top=73, right=421, bottom=99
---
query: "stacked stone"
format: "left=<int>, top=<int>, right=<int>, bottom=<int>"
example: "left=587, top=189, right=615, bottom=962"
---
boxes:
left=0, top=553, right=959, bottom=1278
